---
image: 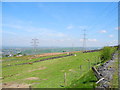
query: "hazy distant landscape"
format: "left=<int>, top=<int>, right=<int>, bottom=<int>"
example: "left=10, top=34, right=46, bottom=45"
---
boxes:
left=2, top=47, right=101, bottom=56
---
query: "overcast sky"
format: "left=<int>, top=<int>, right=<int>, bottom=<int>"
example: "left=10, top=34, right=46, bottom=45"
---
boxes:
left=2, top=2, right=118, bottom=47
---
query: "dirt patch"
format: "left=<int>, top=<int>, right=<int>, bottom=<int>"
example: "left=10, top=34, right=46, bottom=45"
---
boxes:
left=35, top=53, right=63, bottom=57
left=25, top=77, right=39, bottom=80
left=38, top=66, right=47, bottom=70
left=25, top=77, right=48, bottom=81
left=2, top=83, right=30, bottom=88
left=16, top=74, right=21, bottom=76
left=42, top=79, right=48, bottom=80
left=28, top=66, right=47, bottom=72
left=27, top=53, right=64, bottom=60
left=69, top=69, right=74, bottom=72
left=28, top=51, right=81, bottom=59
left=61, top=70, right=65, bottom=72
left=69, top=69, right=76, bottom=72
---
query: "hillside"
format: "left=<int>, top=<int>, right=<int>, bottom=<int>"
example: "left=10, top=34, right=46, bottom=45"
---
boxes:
left=2, top=47, right=118, bottom=88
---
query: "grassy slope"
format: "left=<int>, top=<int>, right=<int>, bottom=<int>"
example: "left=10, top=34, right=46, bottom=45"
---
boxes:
left=68, top=70, right=97, bottom=88
left=2, top=53, right=67, bottom=67
left=3, top=51, right=101, bottom=88
left=3, top=47, right=117, bottom=88
left=67, top=47, right=118, bottom=88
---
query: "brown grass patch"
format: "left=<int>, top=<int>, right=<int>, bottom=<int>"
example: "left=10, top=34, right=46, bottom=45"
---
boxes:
left=69, top=69, right=75, bottom=72
left=28, top=66, right=47, bottom=72
left=2, top=83, right=29, bottom=88
left=25, top=77, right=39, bottom=80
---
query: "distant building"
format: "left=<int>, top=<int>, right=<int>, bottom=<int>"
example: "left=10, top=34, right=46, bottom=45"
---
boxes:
left=9, top=54, right=13, bottom=57
left=16, top=54, right=23, bottom=57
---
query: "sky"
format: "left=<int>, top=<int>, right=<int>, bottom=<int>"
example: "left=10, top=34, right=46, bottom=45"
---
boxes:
left=2, top=0, right=120, bottom=2
left=2, top=2, right=118, bottom=47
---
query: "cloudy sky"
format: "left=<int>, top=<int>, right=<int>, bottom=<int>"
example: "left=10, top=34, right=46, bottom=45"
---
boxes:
left=2, top=2, right=118, bottom=47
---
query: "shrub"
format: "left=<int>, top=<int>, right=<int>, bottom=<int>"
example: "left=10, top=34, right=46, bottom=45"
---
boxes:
left=23, top=54, right=27, bottom=56
left=100, top=47, right=112, bottom=62
left=13, top=54, right=17, bottom=57
left=63, top=51, right=66, bottom=52
left=5, top=55, right=9, bottom=57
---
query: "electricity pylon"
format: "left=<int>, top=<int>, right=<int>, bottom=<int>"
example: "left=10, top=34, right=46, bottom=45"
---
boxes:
left=31, top=38, right=39, bottom=55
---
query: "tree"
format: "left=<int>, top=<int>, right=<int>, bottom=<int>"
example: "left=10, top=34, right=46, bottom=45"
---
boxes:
left=5, top=55, right=9, bottom=57
left=63, top=51, right=66, bottom=52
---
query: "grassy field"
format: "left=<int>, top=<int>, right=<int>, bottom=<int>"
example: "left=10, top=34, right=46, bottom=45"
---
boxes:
left=2, top=53, right=68, bottom=67
left=2, top=47, right=117, bottom=88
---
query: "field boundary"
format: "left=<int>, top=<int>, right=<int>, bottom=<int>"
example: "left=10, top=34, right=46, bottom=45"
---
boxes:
left=3, top=53, right=74, bottom=67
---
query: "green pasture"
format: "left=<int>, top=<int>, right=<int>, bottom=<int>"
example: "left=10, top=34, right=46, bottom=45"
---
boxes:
left=2, top=47, right=117, bottom=88
left=2, top=51, right=101, bottom=88
left=2, top=53, right=67, bottom=67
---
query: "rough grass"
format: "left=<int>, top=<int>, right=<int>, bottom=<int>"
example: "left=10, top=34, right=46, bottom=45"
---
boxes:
left=100, top=46, right=117, bottom=62
left=2, top=47, right=118, bottom=88
left=2, top=53, right=67, bottom=67
left=2, top=51, right=102, bottom=88
left=67, top=70, right=97, bottom=88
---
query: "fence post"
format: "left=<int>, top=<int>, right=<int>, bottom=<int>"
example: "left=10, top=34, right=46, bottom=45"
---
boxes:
left=92, top=67, right=102, bottom=80
left=64, top=72, right=67, bottom=86
left=29, top=85, right=32, bottom=90
left=80, top=65, right=82, bottom=73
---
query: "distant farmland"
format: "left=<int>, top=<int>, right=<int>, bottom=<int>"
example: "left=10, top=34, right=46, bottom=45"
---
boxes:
left=2, top=47, right=101, bottom=56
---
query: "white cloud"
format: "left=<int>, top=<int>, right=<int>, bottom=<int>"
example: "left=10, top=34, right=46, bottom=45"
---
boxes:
left=107, top=40, right=118, bottom=46
left=66, top=25, right=74, bottom=29
left=3, top=24, right=23, bottom=29
left=66, top=25, right=88, bottom=30
left=115, top=27, right=120, bottom=30
left=3, top=23, right=48, bottom=33
left=80, top=39, right=97, bottom=42
left=88, top=39, right=97, bottom=42
left=78, top=26, right=88, bottom=29
left=80, top=39, right=83, bottom=42
left=108, top=35, right=114, bottom=38
left=56, top=39, right=65, bottom=42
left=3, top=31, right=17, bottom=35
left=3, top=23, right=67, bottom=38
left=44, top=32, right=66, bottom=37
left=99, top=30, right=107, bottom=33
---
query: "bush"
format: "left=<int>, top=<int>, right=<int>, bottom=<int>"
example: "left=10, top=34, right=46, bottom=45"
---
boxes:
left=23, top=54, right=27, bottom=56
left=63, top=51, right=66, bottom=52
left=100, top=47, right=112, bottom=62
left=5, top=55, right=9, bottom=57
left=13, top=54, right=17, bottom=57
